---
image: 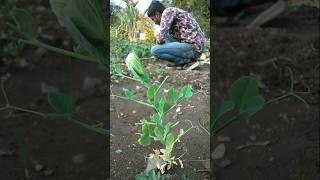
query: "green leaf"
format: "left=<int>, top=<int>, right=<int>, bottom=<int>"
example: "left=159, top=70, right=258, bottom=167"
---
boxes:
left=160, top=174, right=172, bottom=180
left=11, top=8, right=38, bottom=40
left=165, top=133, right=175, bottom=147
left=138, top=134, right=151, bottom=146
left=49, top=0, right=107, bottom=65
left=147, top=85, right=158, bottom=103
left=138, top=123, right=152, bottom=146
left=48, top=91, right=76, bottom=116
left=179, top=85, right=193, bottom=100
left=163, top=133, right=175, bottom=161
left=142, top=123, right=151, bottom=136
left=123, top=88, right=135, bottom=99
left=158, top=97, right=169, bottom=114
left=168, top=87, right=178, bottom=104
left=237, top=95, right=265, bottom=120
left=151, top=113, right=161, bottom=124
left=154, top=127, right=164, bottom=141
left=218, top=100, right=235, bottom=119
left=227, top=76, right=259, bottom=111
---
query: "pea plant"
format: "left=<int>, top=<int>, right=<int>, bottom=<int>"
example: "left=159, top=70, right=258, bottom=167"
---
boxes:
left=0, top=0, right=108, bottom=135
left=112, top=52, right=196, bottom=177
left=210, top=67, right=310, bottom=136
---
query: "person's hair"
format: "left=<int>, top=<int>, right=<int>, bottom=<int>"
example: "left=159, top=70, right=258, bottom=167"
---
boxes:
left=147, top=1, right=166, bottom=17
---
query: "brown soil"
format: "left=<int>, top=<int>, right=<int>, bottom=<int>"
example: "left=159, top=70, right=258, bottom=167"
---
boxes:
left=212, top=5, right=319, bottom=180
left=0, top=1, right=107, bottom=180
left=110, top=62, right=210, bottom=179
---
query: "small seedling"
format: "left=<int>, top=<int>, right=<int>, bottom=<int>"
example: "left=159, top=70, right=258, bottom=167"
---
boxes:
left=112, top=52, right=196, bottom=176
left=211, top=67, right=310, bottom=136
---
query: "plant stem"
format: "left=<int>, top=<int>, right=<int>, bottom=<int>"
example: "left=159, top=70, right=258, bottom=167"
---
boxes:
left=212, top=115, right=238, bottom=135
left=19, top=39, right=97, bottom=63
left=155, top=76, right=169, bottom=97
left=115, top=74, right=140, bottom=82
left=112, top=94, right=154, bottom=108
left=1, top=79, right=9, bottom=104
left=264, top=93, right=291, bottom=105
left=68, top=118, right=108, bottom=135
left=163, top=98, right=183, bottom=115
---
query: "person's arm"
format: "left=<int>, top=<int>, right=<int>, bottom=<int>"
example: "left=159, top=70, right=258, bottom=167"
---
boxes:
left=156, top=8, right=176, bottom=44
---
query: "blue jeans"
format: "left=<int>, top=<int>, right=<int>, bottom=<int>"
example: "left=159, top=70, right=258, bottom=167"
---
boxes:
left=151, top=36, right=200, bottom=65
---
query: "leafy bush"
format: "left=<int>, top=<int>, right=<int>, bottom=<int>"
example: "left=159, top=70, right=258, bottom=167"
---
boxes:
left=111, top=38, right=153, bottom=62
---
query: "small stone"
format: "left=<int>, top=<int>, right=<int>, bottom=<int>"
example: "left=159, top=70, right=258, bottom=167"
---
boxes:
left=212, top=143, right=226, bottom=160
left=34, top=163, right=44, bottom=172
left=176, top=107, right=181, bottom=112
left=249, top=136, right=257, bottom=141
left=132, top=110, right=137, bottom=114
left=0, top=148, right=14, bottom=156
left=115, top=149, right=122, bottom=154
left=268, top=157, right=274, bottom=162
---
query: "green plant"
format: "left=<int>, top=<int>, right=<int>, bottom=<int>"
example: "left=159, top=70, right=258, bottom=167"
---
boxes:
left=2, top=0, right=107, bottom=67
left=135, top=169, right=172, bottom=180
left=0, top=0, right=108, bottom=135
left=110, top=37, right=153, bottom=63
left=112, top=52, right=195, bottom=174
left=0, top=77, right=108, bottom=135
left=0, top=0, right=25, bottom=61
left=211, top=67, right=310, bottom=135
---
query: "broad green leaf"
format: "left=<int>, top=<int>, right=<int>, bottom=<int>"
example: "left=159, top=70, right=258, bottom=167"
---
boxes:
left=125, top=52, right=150, bottom=86
left=168, top=87, right=178, bottom=104
left=165, top=133, right=175, bottom=147
left=142, top=123, right=151, bottom=136
left=218, top=100, right=234, bottom=119
left=237, top=95, right=265, bottom=119
left=49, top=0, right=68, bottom=26
left=147, top=85, right=158, bottom=102
left=158, top=97, right=169, bottom=113
left=122, top=88, right=135, bottom=99
left=163, top=133, right=175, bottom=161
left=179, top=85, right=193, bottom=100
left=50, top=0, right=107, bottom=65
left=11, top=8, right=38, bottom=40
left=227, top=76, right=259, bottom=111
left=154, top=127, right=164, bottom=141
left=48, top=91, right=76, bottom=116
left=138, top=134, right=151, bottom=146
left=138, top=123, right=152, bottom=146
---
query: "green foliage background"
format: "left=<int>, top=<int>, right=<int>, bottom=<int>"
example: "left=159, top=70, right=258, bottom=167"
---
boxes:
left=170, top=0, right=210, bottom=37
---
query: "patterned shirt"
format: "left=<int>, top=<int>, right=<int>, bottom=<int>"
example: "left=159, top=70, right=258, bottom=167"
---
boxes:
left=156, top=7, right=205, bottom=54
